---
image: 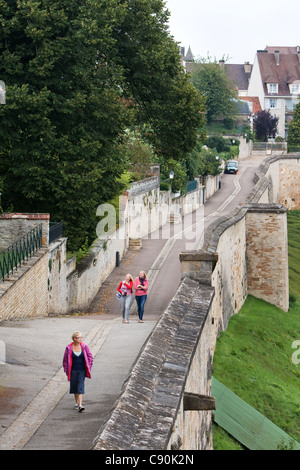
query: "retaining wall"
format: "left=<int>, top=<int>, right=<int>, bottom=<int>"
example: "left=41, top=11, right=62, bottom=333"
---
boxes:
left=0, top=248, right=48, bottom=322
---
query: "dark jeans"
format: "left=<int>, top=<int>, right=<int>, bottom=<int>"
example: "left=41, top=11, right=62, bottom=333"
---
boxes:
left=135, top=295, right=147, bottom=320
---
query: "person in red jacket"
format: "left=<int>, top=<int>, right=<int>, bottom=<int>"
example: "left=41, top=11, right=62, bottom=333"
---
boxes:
left=63, top=331, right=93, bottom=412
left=117, top=273, right=133, bottom=323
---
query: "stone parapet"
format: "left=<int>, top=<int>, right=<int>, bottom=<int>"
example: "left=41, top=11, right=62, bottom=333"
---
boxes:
left=0, top=213, right=50, bottom=250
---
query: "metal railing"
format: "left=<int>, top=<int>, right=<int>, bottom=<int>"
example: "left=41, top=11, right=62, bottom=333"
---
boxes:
left=252, top=142, right=287, bottom=151
left=288, top=145, right=300, bottom=153
left=0, top=224, right=43, bottom=281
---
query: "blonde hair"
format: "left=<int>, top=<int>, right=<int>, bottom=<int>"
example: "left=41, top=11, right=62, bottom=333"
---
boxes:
left=72, top=331, right=83, bottom=341
left=126, top=273, right=133, bottom=282
left=139, top=271, right=147, bottom=279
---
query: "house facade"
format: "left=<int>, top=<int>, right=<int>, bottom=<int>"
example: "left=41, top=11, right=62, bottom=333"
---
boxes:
left=247, top=46, right=300, bottom=138
left=181, top=45, right=300, bottom=138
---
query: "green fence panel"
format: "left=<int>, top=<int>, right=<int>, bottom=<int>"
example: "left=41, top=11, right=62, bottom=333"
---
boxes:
left=212, top=377, right=300, bottom=450
left=0, top=224, right=43, bottom=281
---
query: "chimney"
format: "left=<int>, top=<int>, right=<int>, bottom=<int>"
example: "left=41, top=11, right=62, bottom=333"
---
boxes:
left=219, top=59, right=225, bottom=68
left=297, top=46, right=300, bottom=64
left=244, top=62, right=251, bottom=74
left=274, top=50, right=280, bottom=65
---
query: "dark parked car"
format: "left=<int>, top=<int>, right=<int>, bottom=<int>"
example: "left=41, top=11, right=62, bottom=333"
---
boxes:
left=225, top=160, right=239, bottom=174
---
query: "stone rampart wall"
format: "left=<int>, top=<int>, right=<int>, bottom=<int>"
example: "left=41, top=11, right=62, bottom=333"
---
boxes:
left=0, top=248, right=48, bottom=322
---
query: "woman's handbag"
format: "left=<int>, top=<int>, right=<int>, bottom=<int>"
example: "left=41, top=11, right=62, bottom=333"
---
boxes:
left=116, top=291, right=122, bottom=299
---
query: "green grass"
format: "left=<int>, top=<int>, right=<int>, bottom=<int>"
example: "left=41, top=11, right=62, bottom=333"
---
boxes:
left=212, top=210, right=300, bottom=449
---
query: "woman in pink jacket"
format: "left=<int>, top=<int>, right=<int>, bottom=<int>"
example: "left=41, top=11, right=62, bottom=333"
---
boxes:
left=63, top=331, right=93, bottom=412
left=134, top=271, right=149, bottom=323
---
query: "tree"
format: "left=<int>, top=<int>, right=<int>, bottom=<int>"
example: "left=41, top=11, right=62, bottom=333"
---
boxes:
left=0, top=0, right=133, bottom=250
left=254, top=110, right=279, bottom=142
left=288, top=102, right=300, bottom=147
left=112, top=0, right=206, bottom=161
left=0, top=0, right=205, bottom=250
left=189, top=58, right=238, bottom=123
left=186, top=142, right=222, bottom=178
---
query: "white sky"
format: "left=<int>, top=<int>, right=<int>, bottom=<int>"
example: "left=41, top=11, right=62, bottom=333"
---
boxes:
left=165, top=0, right=300, bottom=64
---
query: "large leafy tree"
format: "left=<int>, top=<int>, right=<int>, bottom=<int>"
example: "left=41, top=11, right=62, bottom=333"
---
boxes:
left=112, top=0, right=206, bottom=161
left=189, top=58, right=238, bottom=124
left=288, top=101, right=300, bottom=147
left=0, top=0, right=132, bottom=250
left=0, top=0, right=205, bottom=250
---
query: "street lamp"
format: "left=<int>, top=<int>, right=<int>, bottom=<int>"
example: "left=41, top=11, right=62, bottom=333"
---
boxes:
left=169, top=170, right=174, bottom=180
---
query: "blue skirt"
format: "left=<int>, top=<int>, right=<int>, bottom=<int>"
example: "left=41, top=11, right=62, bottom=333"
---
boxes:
left=70, top=370, right=86, bottom=394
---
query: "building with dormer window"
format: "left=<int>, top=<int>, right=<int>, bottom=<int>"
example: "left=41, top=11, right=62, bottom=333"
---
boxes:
left=247, top=46, right=300, bottom=138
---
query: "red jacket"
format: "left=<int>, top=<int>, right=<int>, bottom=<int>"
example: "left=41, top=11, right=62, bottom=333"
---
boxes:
left=63, top=342, right=93, bottom=381
left=117, top=280, right=133, bottom=295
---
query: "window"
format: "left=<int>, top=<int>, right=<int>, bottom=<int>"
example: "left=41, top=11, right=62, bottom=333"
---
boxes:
left=291, top=83, right=300, bottom=94
left=268, top=83, right=278, bottom=94
left=267, top=98, right=281, bottom=109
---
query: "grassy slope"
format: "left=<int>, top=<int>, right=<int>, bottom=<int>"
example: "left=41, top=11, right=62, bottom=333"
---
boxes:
left=212, top=210, right=300, bottom=449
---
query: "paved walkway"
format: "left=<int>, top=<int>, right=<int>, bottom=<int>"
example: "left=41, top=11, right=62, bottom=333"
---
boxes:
left=0, top=155, right=266, bottom=450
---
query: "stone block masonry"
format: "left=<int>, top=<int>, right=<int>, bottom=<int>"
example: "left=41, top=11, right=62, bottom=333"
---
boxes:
left=0, top=248, right=48, bottom=322
left=0, top=213, right=50, bottom=250
left=279, top=159, right=300, bottom=209
left=246, top=204, right=289, bottom=312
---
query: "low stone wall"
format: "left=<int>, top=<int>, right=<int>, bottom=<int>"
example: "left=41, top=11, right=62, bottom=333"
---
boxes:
left=91, top=278, right=215, bottom=451
left=0, top=213, right=49, bottom=250
left=0, top=248, right=48, bottom=322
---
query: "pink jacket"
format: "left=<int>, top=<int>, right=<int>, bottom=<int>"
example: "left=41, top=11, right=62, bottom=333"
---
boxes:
left=134, top=277, right=149, bottom=296
left=63, top=342, right=93, bottom=381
